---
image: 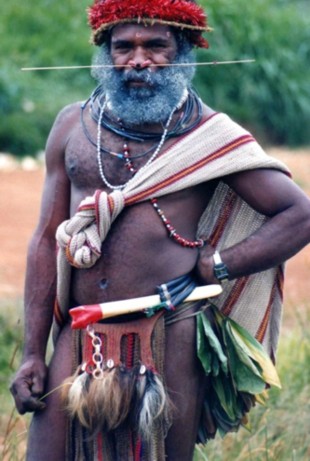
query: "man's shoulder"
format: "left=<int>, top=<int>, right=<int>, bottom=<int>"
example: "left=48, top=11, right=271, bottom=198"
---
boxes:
left=54, top=101, right=83, bottom=127
left=47, top=101, right=83, bottom=143
left=45, top=101, right=84, bottom=155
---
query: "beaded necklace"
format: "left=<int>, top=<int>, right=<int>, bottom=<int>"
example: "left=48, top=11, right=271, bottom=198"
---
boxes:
left=96, top=100, right=176, bottom=191
left=89, top=85, right=203, bottom=142
left=81, top=107, right=158, bottom=160
left=81, top=87, right=203, bottom=174
left=95, top=93, right=206, bottom=249
left=151, top=198, right=205, bottom=249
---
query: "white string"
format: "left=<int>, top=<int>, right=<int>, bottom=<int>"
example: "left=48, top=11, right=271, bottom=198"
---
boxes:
left=21, top=59, right=255, bottom=71
left=96, top=96, right=180, bottom=191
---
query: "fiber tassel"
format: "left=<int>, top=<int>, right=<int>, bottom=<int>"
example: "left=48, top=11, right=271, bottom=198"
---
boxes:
left=60, top=366, right=86, bottom=407
left=62, top=371, right=91, bottom=428
left=136, top=370, right=171, bottom=441
left=62, top=366, right=140, bottom=434
left=87, top=368, right=120, bottom=432
left=87, top=367, right=137, bottom=433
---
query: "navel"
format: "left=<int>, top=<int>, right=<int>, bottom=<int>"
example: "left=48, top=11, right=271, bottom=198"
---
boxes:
left=99, top=278, right=109, bottom=290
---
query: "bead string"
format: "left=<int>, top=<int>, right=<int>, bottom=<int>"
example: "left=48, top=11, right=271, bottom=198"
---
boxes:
left=123, top=143, right=136, bottom=173
left=96, top=100, right=129, bottom=190
left=97, top=100, right=177, bottom=191
left=121, top=145, right=205, bottom=249
left=81, top=99, right=161, bottom=160
left=95, top=93, right=205, bottom=249
left=151, top=198, right=205, bottom=248
left=90, top=86, right=202, bottom=142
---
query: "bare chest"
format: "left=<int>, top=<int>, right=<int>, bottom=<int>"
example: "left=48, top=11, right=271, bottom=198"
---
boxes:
left=65, top=116, right=181, bottom=194
left=64, top=105, right=218, bottom=303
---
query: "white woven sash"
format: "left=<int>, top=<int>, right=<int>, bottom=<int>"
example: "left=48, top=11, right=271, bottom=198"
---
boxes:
left=54, top=113, right=289, bottom=353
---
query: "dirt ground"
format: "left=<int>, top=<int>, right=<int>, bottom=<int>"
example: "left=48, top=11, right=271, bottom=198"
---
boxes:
left=0, top=148, right=309, bottom=329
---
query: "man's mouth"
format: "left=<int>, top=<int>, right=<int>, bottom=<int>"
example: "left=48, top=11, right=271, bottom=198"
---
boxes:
left=123, top=69, right=154, bottom=88
left=128, top=80, right=150, bottom=88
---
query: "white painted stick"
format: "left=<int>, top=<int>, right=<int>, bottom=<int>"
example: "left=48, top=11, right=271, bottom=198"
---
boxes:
left=70, top=284, right=223, bottom=327
left=99, top=284, right=222, bottom=318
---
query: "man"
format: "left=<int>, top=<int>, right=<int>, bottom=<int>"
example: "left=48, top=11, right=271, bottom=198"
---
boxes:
left=10, top=1, right=310, bottom=460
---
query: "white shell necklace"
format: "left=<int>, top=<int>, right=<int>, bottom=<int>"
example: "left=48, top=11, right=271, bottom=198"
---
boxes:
left=96, top=93, right=187, bottom=191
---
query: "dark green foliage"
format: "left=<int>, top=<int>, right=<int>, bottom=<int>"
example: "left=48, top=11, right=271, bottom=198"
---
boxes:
left=195, top=0, right=310, bottom=145
left=1, top=0, right=309, bottom=156
left=0, top=0, right=94, bottom=156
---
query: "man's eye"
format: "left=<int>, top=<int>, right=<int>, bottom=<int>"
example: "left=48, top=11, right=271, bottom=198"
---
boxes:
left=150, top=43, right=167, bottom=49
left=114, top=44, right=131, bottom=51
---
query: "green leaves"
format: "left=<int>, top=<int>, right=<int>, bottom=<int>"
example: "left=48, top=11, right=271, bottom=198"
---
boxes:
left=197, top=312, right=228, bottom=376
left=223, top=325, right=266, bottom=395
left=227, top=318, right=281, bottom=388
left=196, top=306, right=281, bottom=441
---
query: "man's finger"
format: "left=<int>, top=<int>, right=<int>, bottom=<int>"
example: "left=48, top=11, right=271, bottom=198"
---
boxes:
left=18, top=395, right=46, bottom=414
left=14, top=391, right=46, bottom=414
left=10, top=380, right=46, bottom=414
left=31, top=375, right=45, bottom=396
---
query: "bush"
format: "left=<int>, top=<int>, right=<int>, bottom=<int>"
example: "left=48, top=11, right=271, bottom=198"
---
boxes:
left=0, top=0, right=93, bottom=157
left=195, top=0, right=310, bottom=145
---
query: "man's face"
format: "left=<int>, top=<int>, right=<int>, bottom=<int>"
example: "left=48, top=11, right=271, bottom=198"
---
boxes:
left=92, top=23, right=195, bottom=126
left=110, top=23, right=178, bottom=83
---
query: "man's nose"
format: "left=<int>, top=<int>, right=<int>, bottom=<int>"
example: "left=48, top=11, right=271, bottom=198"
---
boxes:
left=128, top=48, right=152, bottom=70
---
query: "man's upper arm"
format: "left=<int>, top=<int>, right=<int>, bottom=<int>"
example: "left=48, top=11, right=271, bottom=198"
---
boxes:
left=35, top=104, right=79, bottom=238
left=224, top=168, right=310, bottom=217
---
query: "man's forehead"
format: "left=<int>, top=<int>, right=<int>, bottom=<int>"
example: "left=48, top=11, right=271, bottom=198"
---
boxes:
left=111, top=23, right=174, bottom=41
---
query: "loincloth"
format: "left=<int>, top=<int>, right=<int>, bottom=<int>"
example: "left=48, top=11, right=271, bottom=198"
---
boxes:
left=64, top=312, right=170, bottom=461
left=61, top=289, right=280, bottom=459
left=62, top=274, right=198, bottom=460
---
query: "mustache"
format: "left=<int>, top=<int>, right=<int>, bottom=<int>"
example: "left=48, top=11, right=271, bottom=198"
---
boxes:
left=121, top=69, right=157, bottom=85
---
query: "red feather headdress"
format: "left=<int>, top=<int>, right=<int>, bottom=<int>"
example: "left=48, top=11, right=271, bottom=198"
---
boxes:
left=88, top=0, right=210, bottom=48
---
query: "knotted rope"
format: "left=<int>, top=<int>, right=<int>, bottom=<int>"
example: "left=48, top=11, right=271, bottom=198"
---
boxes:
left=56, top=189, right=125, bottom=269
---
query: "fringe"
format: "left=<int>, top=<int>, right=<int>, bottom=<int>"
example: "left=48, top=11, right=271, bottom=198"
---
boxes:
left=64, top=313, right=169, bottom=461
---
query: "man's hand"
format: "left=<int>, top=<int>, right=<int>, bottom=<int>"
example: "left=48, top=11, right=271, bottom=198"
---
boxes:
left=10, top=357, right=48, bottom=414
left=195, top=244, right=219, bottom=285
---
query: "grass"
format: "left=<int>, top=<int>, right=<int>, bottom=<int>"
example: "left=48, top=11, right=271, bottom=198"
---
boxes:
left=0, top=299, right=29, bottom=461
left=0, top=301, right=309, bottom=460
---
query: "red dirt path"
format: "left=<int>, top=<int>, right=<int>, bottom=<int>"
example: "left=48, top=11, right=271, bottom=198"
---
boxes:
left=0, top=148, right=309, bottom=328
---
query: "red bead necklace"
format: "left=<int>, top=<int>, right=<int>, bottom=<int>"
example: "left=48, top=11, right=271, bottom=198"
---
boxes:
left=123, top=144, right=205, bottom=249
left=150, top=198, right=205, bottom=249
left=123, top=143, right=136, bottom=173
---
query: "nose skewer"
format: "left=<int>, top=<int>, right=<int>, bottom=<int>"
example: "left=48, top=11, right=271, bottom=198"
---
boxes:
left=21, top=59, right=255, bottom=72
left=128, top=59, right=152, bottom=68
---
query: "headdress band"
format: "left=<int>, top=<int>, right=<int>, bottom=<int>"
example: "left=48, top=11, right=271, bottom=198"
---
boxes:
left=88, top=0, right=210, bottom=48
